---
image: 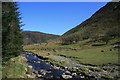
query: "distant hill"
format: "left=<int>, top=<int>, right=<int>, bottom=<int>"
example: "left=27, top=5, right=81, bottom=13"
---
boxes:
left=22, top=31, right=60, bottom=45
left=61, top=2, right=120, bottom=44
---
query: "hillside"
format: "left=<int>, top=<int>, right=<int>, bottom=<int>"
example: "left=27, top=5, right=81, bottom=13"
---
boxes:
left=61, top=2, right=120, bottom=44
left=22, top=31, right=60, bottom=45
left=22, top=2, right=119, bottom=79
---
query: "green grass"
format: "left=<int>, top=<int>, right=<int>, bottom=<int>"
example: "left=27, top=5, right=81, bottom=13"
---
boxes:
left=24, top=38, right=119, bottom=65
left=51, top=46, right=118, bottom=65
left=23, top=39, right=119, bottom=79
left=2, top=55, right=34, bottom=78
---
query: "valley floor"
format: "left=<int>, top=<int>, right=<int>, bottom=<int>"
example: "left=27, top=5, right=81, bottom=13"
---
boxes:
left=2, top=38, right=119, bottom=79
left=23, top=38, right=119, bottom=79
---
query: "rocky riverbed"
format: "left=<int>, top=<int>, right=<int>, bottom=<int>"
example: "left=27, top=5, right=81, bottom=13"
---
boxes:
left=22, top=52, right=120, bottom=80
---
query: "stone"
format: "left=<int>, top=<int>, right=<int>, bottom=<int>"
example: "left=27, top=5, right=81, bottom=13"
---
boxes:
left=65, top=71, right=71, bottom=75
left=41, top=72, right=46, bottom=75
left=27, top=74, right=31, bottom=78
left=20, top=76, right=24, bottom=78
left=37, top=74, right=43, bottom=77
left=80, top=76, right=85, bottom=78
left=71, top=73, right=77, bottom=76
left=79, top=74, right=82, bottom=76
left=88, top=70, right=91, bottom=72
left=31, top=73, right=36, bottom=78
left=53, top=66, right=58, bottom=69
left=65, top=67, right=68, bottom=69
left=37, top=61, right=41, bottom=63
left=47, top=71, right=52, bottom=73
left=28, top=66, right=33, bottom=69
left=60, top=68, right=64, bottom=71
left=40, top=69, right=44, bottom=72
left=27, top=74, right=35, bottom=78
left=25, top=68, right=27, bottom=72
left=73, top=67, right=77, bottom=69
left=40, top=70, right=46, bottom=75
left=62, top=74, right=72, bottom=79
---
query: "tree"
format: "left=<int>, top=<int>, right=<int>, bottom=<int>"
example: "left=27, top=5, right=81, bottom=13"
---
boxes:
left=2, top=2, right=23, bottom=61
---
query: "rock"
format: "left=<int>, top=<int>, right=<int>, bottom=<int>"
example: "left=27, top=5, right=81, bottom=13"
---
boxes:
left=37, top=74, right=43, bottom=77
left=73, top=67, right=77, bottom=69
left=40, top=69, right=44, bottom=72
left=41, top=72, right=46, bottom=75
left=31, top=73, right=36, bottom=78
left=47, top=71, right=52, bottom=73
left=55, top=66, right=60, bottom=69
left=60, top=68, right=64, bottom=71
left=28, top=66, right=33, bottom=69
left=25, top=68, right=27, bottom=72
left=62, top=74, right=72, bottom=79
left=65, top=71, right=71, bottom=75
left=64, top=66, right=68, bottom=69
left=33, top=61, right=36, bottom=63
left=47, top=75, right=53, bottom=78
left=39, top=70, right=46, bottom=75
left=37, top=61, right=41, bottom=63
left=80, top=76, right=85, bottom=78
left=71, top=73, right=77, bottom=76
left=88, top=70, right=91, bottom=72
left=20, top=76, right=24, bottom=78
left=79, top=74, right=82, bottom=76
left=27, top=74, right=35, bottom=78
left=27, top=74, right=31, bottom=78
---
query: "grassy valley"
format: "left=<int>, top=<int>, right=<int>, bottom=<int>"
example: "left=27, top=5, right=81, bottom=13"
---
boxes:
left=2, top=1, right=120, bottom=80
left=23, top=2, right=119, bottom=66
left=23, top=37, right=119, bottom=79
left=24, top=38, right=119, bottom=65
left=23, top=2, right=119, bottom=79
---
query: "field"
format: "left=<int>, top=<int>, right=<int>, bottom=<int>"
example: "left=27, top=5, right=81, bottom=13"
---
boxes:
left=22, top=38, right=119, bottom=79
left=23, top=38, right=119, bottom=66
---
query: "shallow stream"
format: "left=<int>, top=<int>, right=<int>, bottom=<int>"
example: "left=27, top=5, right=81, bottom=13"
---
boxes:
left=22, top=52, right=65, bottom=78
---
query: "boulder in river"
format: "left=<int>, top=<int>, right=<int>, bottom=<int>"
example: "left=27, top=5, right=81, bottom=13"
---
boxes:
left=80, top=76, right=85, bottom=78
left=62, top=74, right=72, bottom=79
left=27, top=74, right=35, bottom=78
left=37, top=74, right=43, bottom=78
left=65, top=71, right=71, bottom=75
left=71, top=73, right=77, bottom=77
left=28, top=65, right=33, bottom=69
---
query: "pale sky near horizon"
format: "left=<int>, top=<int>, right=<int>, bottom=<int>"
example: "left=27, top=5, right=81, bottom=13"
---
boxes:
left=19, top=2, right=107, bottom=35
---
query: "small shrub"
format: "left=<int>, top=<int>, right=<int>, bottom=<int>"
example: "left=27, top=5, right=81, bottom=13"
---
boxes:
left=92, top=43, right=106, bottom=46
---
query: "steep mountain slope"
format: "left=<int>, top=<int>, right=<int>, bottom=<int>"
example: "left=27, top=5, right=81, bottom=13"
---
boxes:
left=61, top=2, right=120, bottom=44
left=22, top=31, right=60, bottom=45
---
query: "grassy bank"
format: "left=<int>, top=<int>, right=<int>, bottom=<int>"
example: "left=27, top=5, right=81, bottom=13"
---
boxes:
left=23, top=38, right=119, bottom=79
left=2, top=54, right=34, bottom=78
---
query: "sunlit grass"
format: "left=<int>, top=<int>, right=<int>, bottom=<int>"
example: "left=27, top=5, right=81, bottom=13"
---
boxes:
left=2, top=55, right=34, bottom=78
left=23, top=38, right=119, bottom=65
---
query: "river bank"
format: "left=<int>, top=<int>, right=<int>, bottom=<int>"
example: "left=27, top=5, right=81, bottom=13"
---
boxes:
left=23, top=51, right=120, bottom=80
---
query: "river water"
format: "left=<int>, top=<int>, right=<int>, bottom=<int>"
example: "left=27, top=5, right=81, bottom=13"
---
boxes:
left=22, top=52, right=66, bottom=78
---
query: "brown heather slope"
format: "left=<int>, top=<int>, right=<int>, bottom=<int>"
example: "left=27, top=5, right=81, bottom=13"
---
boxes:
left=22, top=31, right=60, bottom=45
